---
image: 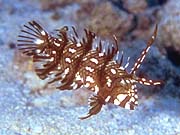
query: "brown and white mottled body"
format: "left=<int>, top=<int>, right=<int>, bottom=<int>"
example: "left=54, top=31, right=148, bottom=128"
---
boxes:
left=68, top=37, right=118, bottom=92
left=17, top=21, right=161, bottom=120
left=47, top=29, right=95, bottom=89
left=80, top=25, right=161, bottom=119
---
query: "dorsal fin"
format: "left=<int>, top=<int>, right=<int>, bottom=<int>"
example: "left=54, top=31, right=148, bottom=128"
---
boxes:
left=130, top=24, right=158, bottom=74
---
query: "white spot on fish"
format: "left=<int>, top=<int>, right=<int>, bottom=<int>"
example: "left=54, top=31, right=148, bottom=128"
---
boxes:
left=117, top=94, right=127, bottom=102
left=86, top=76, right=95, bottom=83
left=65, top=57, right=71, bottom=63
left=76, top=43, right=81, bottom=47
left=54, top=41, right=61, bottom=47
left=114, top=99, right=120, bottom=105
left=90, top=58, right=99, bottom=64
left=85, top=66, right=94, bottom=72
left=69, top=48, right=76, bottom=53
left=105, top=96, right=111, bottom=102
left=41, top=30, right=46, bottom=36
left=34, top=39, right=44, bottom=44
left=110, top=69, right=116, bottom=74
